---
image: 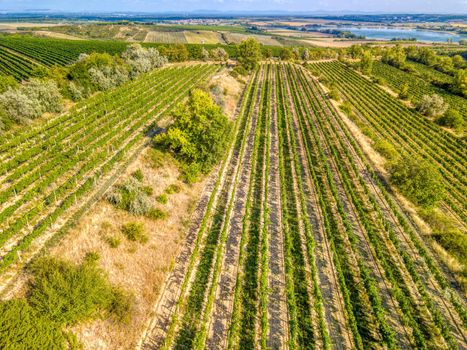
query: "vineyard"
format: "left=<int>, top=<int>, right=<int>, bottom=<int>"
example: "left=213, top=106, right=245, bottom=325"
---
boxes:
left=0, top=64, right=218, bottom=284
left=372, top=61, right=467, bottom=117
left=0, top=35, right=129, bottom=79
left=309, top=61, right=467, bottom=227
left=140, top=63, right=466, bottom=350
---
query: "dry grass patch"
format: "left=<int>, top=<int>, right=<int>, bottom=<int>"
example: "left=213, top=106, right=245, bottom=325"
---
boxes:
left=47, top=147, right=209, bottom=349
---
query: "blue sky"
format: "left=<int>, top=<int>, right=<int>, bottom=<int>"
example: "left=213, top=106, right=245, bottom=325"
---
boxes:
left=1, top=0, right=466, bottom=14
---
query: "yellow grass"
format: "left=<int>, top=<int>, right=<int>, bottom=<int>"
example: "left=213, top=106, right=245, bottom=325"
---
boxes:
left=183, top=30, right=223, bottom=44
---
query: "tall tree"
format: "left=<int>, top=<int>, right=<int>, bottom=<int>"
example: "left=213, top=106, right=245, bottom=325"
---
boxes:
left=236, top=38, right=262, bottom=71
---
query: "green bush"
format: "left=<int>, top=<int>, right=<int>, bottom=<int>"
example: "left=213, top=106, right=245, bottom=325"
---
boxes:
left=132, top=169, right=144, bottom=182
left=0, top=300, right=71, bottom=350
left=156, top=193, right=168, bottom=204
left=107, top=236, right=121, bottom=248
left=121, top=222, right=148, bottom=243
left=0, top=257, right=131, bottom=349
left=165, top=184, right=181, bottom=194
left=373, top=139, right=399, bottom=161
left=28, top=257, right=127, bottom=325
left=389, top=155, right=444, bottom=208
left=106, top=178, right=152, bottom=215
left=436, top=109, right=464, bottom=130
left=146, top=207, right=168, bottom=220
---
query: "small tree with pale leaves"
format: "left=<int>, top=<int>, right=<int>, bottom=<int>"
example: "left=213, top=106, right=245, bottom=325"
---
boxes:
left=417, top=94, right=448, bottom=118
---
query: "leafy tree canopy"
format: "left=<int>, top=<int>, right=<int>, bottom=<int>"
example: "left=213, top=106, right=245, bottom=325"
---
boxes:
left=236, top=38, right=262, bottom=71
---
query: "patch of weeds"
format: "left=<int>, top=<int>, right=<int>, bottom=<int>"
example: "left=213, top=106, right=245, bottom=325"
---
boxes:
left=107, top=236, right=121, bottom=248
left=156, top=193, right=168, bottom=204
left=146, top=207, right=168, bottom=220
left=121, top=222, right=148, bottom=243
left=165, top=184, right=181, bottom=194
left=132, top=169, right=144, bottom=182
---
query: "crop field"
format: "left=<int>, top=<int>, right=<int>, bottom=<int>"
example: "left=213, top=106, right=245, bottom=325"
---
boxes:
left=140, top=63, right=466, bottom=350
left=0, top=64, right=218, bottom=282
left=223, top=32, right=283, bottom=46
left=0, top=46, right=42, bottom=80
left=309, top=61, right=467, bottom=226
left=183, top=30, right=225, bottom=44
left=144, top=31, right=188, bottom=44
left=0, top=35, right=128, bottom=67
left=372, top=61, right=467, bottom=117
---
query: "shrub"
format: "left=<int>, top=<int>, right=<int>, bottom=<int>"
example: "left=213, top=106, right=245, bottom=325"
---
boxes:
left=374, top=139, right=399, bottom=161
left=156, top=193, right=168, bottom=204
left=132, top=169, right=144, bottom=182
left=122, top=44, right=168, bottom=75
left=0, top=300, right=70, bottom=349
left=107, top=236, right=121, bottom=248
left=121, top=222, right=148, bottom=243
left=210, top=47, right=229, bottom=62
left=436, top=109, right=464, bottom=130
left=165, top=184, right=181, bottom=194
left=389, top=155, right=444, bottom=208
left=147, top=207, right=168, bottom=220
left=28, top=257, right=130, bottom=325
left=398, top=83, right=410, bottom=100
left=106, top=178, right=152, bottom=215
left=417, top=94, right=448, bottom=118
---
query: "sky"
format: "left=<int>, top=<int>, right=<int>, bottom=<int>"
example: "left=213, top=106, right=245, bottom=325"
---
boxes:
left=1, top=0, right=466, bottom=14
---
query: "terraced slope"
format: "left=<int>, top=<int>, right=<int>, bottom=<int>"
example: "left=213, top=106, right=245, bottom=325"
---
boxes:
left=0, top=64, right=218, bottom=285
left=140, top=63, right=466, bottom=350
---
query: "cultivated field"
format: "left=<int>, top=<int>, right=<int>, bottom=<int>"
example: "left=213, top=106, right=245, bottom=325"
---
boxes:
left=0, top=64, right=218, bottom=289
left=144, top=31, right=188, bottom=44
left=140, top=63, right=466, bottom=350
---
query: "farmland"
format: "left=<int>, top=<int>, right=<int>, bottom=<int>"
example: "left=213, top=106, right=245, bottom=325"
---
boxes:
left=140, top=63, right=466, bottom=350
left=309, top=61, right=466, bottom=225
left=0, top=64, right=218, bottom=283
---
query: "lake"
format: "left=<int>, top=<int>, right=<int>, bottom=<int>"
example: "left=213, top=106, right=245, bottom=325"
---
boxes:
left=332, top=26, right=466, bottom=43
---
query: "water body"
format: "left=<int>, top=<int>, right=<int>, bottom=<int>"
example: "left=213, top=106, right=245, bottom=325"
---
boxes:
left=333, top=26, right=466, bottom=43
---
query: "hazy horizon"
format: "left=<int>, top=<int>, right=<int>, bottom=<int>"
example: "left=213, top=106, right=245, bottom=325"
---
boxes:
left=1, top=0, right=466, bottom=15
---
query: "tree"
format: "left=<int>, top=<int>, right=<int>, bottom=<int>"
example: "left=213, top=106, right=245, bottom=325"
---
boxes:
left=452, top=55, right=465, bottom=69
left=302, top=48, right=310, bottom=62
left=122, top=44, right=167, bottom=75
left=348, top=44, right=364, bottom=59
left=210, top=47, right=229, bottom=62
left=360, top=51, right=373, bottom=75
left=292, top=47, right=300, bottom=60
left=201, top=47, right=210, bottom=61
left=398, top=82, right=410, bottom=100
left=453, top=69, right=467, bottom=97
left=0, top=74, right=18, bottom=93
left=389, top=155, right=444, bottom=208
left=280, top=48, right=292, bottom=61
left=417, top=94, right=448, bottom=117
left=436, top=109, right=464, bottom=130
left=154, top=89, right=231, bottom=181
left=382, top=45, right=406, bottom=68
left=161, top=44, right=189, bottom=62
left=236, top=38, right=262, bottom=71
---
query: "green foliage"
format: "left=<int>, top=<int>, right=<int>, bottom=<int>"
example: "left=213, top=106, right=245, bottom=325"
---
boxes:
left=0, top=74, right=18, bottom=93
left=106, top=178, right=152, bottom=215
left=106, top=236, right=121, bottom=248
left=373, top=139, right=399, bottom=161
left=132, top=169, right=144, bottom=182
left=146, top=207, right=168, bottom=220
left=0, top=300, right=69, bottom=350
left=280, top=48, right=293, bottom=61
left=165, top=184, right=181, bottom=194
left=359, top=51, right=373, bottom=75
left=417, top=94, right=448, bottom=117
left=453, top=69, right=467, bottom=97
left=420, top=209, right=466, bottom=269
left=382, top=45, right=406, bottom=68
left=328, top=85, right=340, bottom=101
left=236, top=38, right=262, bottom=71
left=28, top=257, right=128, bottom=325
left=160, top=44, right=189, bottom=62
left=154, top=89, right=231, bottom=181
left=436, top=109, right=464, bottom=130
left=389, top=155, right=444, bottom=208
left=121, top=222, right=148, bottom=243
left=398, top=82, right=410, bottom=100
left=156, top=193, right=168, bottom=204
